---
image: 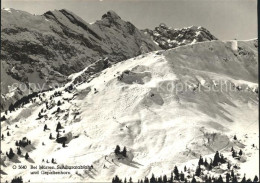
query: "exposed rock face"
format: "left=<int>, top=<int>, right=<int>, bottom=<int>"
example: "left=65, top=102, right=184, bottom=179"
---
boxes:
left=142, top=23, right=218, bottom=49
left=1, top=8, right=160, bottom=110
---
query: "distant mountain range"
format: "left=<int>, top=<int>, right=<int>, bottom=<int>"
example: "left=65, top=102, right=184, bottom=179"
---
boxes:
left=1, top=8, right=217, bottom=111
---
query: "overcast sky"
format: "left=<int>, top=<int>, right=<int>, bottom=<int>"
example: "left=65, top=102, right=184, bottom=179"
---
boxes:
left=2, top=0, right=257, bottom=40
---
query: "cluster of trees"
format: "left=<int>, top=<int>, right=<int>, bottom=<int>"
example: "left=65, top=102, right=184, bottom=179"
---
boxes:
left=192, top=152, right=226, bottom=174
left=112, top=173, right=193, bottom=183
left=11, top=176, right=23, bottom=183
left=45, top=123, right=64, bottom=133
left=6, top=147, right=30, bottom=160
left=212, top=151, right=226, bottom=167
left=114, top=145, right=127, bottom=157
left=112, top=151, right=260, bottom=183
left=112, top=173, right=259, bottom=183
left=231, top=147, right=243, bottom=158
left=8, top=92, right=39, bottom=112
left=53, top=91, right=62, bottom=97
left=15, top=137, right=31, bottom=147
left=47, top=122, right=67, bottom=147
left=172, top=166, right=185, bottom=181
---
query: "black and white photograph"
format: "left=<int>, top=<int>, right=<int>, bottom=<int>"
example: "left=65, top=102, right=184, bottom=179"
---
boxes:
left=0, top=0, right=259, bottom=182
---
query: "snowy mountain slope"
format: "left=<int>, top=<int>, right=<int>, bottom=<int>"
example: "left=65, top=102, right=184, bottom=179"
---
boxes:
left=1, top=8, right=159, bottom=110
left=142, top=24, right=218, bottom=49
left=0, top=39, right=258, bottom=182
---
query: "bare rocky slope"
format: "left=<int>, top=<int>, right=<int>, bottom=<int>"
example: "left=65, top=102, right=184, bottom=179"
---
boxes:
left=1, top=8, right=160, bottom=110
left=1, top=39, right=258, bottom=182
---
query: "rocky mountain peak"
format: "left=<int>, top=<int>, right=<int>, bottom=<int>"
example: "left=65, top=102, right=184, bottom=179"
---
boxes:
left=102, top=10, right=121, bottom=20
left=143, top=24, right=218, bottom=49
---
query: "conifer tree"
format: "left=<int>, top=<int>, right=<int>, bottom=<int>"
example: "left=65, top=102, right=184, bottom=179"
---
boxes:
left=163, top=175, right=167, bottom=183
left=180, top=172, right=184, bottom=181
left=115, top=145, right=121, bottom=155
left=173, top=166, right=179, bottom=180
left=241, top=175, right=246, bottom=183
left=191, top=175, right=197, bottom=183
left=57, top=100, right=62, bottom=106
left=8, top=148, right=15, bottom=159
left=253, top=176, right=259, bottom=182
left=232, top=151, right=237, bottom=158
left=233, top=175, right=238, bottom=183
left=158, top=176, right=162, bottom=183
left=44, top=124, right=47, bottom=131
left=239, top=149, right=243, bottom=156
left=213, top=151, right=220, bottom=166
left=198, top=155, right=204, bottom=166
left=231, top=169, right=235, bottom=178
left=226, top=173, right=230, bottom=183
left=49, top=133, right=52, bottom=139
left=25, top=152, right=29, bottom=160
left=217, top=175, right=224, bottom=183
left=1, top=115, right=6, bottom=121
left=17, top=147, right=22, bottom=155
left=122, top=146, right=127, bottom=157
left=195, top=165, right=201, bottom=177
left=1, top=134, right=4, bottom=140
left=56, top=122, right=62, bottom=132
left=169, top=172, right=173, bottom=183
left=129, top=177, right=133, bottom=183
left=227, top=162, right=231, bottom=169
left=233, top=135, right=237, bottom=140
left=57, top=107, right=61, bottom=113
left=38, top=112, right=42, bottom=118
left=144, top=177, right=149, bottom=183
left=208, top=176, right=212, bottom=183
left=204, top=158, right=209, bottom=168
left=56, top=132, right=60, bottom=139
left=150, top=174, right=156, bottom=183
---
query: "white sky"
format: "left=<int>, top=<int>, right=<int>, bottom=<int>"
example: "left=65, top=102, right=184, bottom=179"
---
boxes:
left=1, top=0, right=258, bottom=40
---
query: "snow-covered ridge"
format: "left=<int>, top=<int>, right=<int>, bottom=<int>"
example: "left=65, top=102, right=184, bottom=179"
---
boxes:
left=1, top=40, right=258, bottom=182
left=2, top=8, right=12, bottom=13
